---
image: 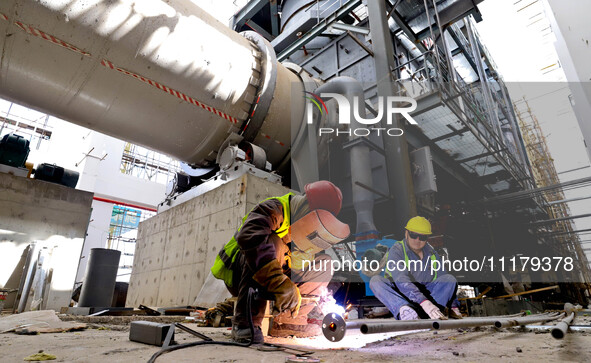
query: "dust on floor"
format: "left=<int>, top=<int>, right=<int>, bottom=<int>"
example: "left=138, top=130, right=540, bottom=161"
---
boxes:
left=0, top=317, right=590, bottom=362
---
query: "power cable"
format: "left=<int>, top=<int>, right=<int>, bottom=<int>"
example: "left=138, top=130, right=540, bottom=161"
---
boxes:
left=147, top=287, right=257, bottom=363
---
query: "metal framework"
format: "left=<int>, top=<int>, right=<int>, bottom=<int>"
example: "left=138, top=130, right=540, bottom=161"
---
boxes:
left=107, top=204, right=156, bottom=279
left=277, top=0, right=534, bottom=197
left=515, top=98, right=591, bottom=284
left=0, top=101, right=53, bottom=150
left=120, top=142, right=180, bottom=185
left=233, top=0, right=591, bottom=298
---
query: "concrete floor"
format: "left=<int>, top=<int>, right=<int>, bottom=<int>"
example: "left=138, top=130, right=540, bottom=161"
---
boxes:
left=1, top=315, right=591, bottom=362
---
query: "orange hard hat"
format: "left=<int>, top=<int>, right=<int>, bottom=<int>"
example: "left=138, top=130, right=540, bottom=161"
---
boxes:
left=304, top=181, right=343, bottom=216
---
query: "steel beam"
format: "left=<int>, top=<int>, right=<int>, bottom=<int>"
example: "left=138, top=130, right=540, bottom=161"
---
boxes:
left=368, top=0, right=417, bottom=230
left=232, top=0, right=269, bottom=30
left=277, top=0, right=362, bottom=61
left=270, top=0, right=279, bottom=36
left=389, top=10, right=429, bottom=54
left=332, top=22, right=370, bottom=35
left=543, top=228, right=591, bottom=237
left=547, top=195, right=591, bottom=205
left=430, top=126, right=470, bottom=143
left=530, top=213, right=591, bottom=226
left=447, top=27, right=479, bottom=74
left=244, top=19, right=274, bottom=41
left=470, top=176, right=591, bottom=205
left=456, top=149, right=506, bottom=164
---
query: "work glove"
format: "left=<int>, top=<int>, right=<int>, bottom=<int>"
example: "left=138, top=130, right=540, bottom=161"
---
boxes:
left=420, top=300, right=447, bottom=320
left=253, top=260, right=301, bottom=317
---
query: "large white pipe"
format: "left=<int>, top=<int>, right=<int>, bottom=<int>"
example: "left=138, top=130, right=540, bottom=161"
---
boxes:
left=0, top=0, right=303, bottom=168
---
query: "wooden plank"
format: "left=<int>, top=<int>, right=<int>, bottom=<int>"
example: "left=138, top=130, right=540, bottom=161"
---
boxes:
left=493, top=285, right=559, bottom=299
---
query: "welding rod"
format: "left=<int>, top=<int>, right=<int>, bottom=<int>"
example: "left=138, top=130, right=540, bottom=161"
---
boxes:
left=494, top=312, right=563, bottom=328
left=551, top=312, right=575, bottom=339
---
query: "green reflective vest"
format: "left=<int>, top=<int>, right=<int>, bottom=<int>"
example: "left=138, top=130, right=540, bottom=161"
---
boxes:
left=384, top=240, right=437, bottom=281
left=210, top=193, right=293, bottom=287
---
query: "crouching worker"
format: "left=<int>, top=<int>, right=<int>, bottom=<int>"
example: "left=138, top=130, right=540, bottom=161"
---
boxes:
left=211, top=181, right=350, bottom=343
left=370, top=216, right=461, bottom=320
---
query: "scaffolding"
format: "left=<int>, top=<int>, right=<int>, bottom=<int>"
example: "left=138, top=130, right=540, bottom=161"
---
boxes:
left=0, top=101, right=53, bottom=150
left=120, top=142, right=180, bottom=185
left=515, top=98, right=591, bottom=289
left=107, top=204, right=156, bottom=281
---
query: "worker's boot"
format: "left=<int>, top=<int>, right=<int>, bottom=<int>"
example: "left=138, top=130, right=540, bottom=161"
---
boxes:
left=231, top=320, right=264, bottom=344
left=268, top=304, right=321, bottom=338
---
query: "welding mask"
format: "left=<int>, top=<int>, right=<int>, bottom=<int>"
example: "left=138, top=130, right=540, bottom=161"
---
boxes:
left=290, top=209, right=350, bottom=254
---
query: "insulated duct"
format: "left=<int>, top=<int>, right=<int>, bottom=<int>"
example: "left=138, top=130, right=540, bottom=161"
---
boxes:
left=0, top=0, right=304, bottom=169
left=315, top=77, right=377, bottom=235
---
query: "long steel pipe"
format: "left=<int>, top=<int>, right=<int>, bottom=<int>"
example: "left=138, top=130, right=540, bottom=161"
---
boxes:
left=551, top=312, right=575, bottom=340
left=431, top=313, right=525, bottom=330
left=360, top=319, right=435, bottom=334
left=326, top=312, right=574, bottom=342
left=494, top=312, right=563, bottom=328
left=324, top=312, right=570, bottom=342
left=360, top=313, right=527, bottom=334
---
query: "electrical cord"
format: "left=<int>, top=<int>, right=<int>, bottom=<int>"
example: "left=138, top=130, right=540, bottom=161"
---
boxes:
left=147, top=287, right=257, bottom=363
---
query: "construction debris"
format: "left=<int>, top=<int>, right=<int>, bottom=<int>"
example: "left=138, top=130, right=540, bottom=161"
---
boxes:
left=0, top=310, right=86, bottom=334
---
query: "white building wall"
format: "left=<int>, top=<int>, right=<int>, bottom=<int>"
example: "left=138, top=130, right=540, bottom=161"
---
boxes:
left=545, top=0, right=591, bottom=164
left=1, top=108, right=167, bottom=286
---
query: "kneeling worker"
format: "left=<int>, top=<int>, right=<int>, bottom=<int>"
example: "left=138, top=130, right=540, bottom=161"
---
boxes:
left=211, top=181, right=350, bottom=343
left=370, top=216, right=461, bottom=320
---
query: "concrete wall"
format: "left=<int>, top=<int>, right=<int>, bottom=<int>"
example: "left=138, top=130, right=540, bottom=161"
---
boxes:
left=0, top=173, right=93, bottom=311
left=126, top=174, right=289, bottom=307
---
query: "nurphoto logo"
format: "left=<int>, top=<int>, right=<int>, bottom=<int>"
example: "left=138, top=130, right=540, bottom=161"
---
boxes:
left=305, top=92, right=418, bottom=137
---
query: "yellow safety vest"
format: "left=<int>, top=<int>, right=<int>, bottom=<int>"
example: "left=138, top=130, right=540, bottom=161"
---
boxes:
left=384, top=240, right=437, bottom=282
left=210, top=193, right=293, bottom=287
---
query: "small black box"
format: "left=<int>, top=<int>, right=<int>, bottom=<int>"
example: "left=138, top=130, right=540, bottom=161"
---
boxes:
left=129, top=321, right=174, bottom=346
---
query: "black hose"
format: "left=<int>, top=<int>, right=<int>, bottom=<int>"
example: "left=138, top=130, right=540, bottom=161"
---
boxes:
left=147, top=287, right=257, bottom=363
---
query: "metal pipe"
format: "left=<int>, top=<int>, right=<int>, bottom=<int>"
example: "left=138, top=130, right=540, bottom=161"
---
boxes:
left=432, top=314, right=526, bottom=330
left=322, top=313, right=368, bottom=342
left=494, top=312, right=563, bottom=328
left=552, top=312, right=575, bottom=340
left=78, top=248, right=121, bottom=308
left=326, top=313, right=536, bottom=340
left=525, top=325, right=591, bottom=333
left=360, top=319, right=435, bottom=334
left=360, top=313, right=525, bottom=335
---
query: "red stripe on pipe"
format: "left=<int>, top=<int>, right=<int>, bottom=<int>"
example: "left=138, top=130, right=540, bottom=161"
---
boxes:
left=93, top=196, right=157, bottom=212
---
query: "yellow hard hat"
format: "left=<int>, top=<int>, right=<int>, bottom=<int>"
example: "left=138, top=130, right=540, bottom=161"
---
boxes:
left=405, top=216, right=432, bottom=235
